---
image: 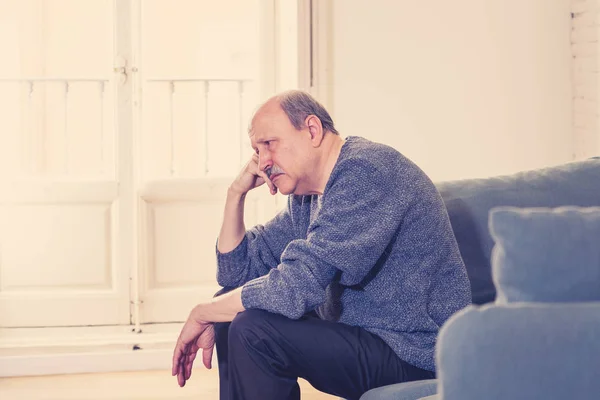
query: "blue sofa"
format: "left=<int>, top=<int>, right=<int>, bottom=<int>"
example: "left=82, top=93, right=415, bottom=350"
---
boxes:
left=359, top=157, right=600, bottom=400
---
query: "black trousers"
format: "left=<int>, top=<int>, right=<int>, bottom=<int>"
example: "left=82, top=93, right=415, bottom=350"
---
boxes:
left=214, top=289, right=435, bottom=400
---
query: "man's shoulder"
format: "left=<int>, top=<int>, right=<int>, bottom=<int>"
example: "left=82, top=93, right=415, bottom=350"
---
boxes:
left=338, top=136, right=411, bottom=177
left=333, top=136, right=436, bottom=196
left=344, top=136, right=401, bottom=158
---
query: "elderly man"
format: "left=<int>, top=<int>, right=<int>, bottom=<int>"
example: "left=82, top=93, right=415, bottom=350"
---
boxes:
left=172, top=90, right=471, bottom=400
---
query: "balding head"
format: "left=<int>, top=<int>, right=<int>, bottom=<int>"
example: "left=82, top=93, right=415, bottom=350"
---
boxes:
left=249, top=90, right=338, bottom=137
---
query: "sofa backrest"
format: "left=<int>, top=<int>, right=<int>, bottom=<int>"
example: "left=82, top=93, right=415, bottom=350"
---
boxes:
left=435, top=157, right=600, bottom=305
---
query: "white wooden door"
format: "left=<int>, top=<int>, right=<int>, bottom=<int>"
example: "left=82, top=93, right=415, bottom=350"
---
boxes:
left=0, top=0, right=131, bottom=327
left=135, top=0, right=286, bottom=324
left=0, top=0, right=297, bottom=328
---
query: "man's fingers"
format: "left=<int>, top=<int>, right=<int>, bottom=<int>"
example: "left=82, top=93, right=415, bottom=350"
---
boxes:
left=186, top=350, right=197, bottom=380
left=172, top=343, right=183, bottom=376
left=177, top=352, right=184, bottom=386
left=178, top=369, right=185, bottom=387
left=249, top=156, right=275, bottom=193
left=172, top=359, right=178, bottom=377
left=179, top=351, right=189, bottom=387
left=203, top=345, right=214, bottom=369
left=257, top=170, right=277, bottom=195
left=178, top=357, right=184, bottom=387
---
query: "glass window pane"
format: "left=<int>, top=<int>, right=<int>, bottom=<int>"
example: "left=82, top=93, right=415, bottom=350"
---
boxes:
left=0, top=0, right=114, bottom=178
left=140, top=0, right=265, bottom=180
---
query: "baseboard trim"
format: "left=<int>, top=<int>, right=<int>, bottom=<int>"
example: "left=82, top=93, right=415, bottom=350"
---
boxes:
left=0, top=323, right=186, bottom=377
left=0, top=348, right=172, bottom=377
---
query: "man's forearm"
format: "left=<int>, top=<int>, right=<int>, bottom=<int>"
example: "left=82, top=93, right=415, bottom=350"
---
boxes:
left=217, top=188, right=247, bottom=253
left=193, top=287, right=245, bottom=322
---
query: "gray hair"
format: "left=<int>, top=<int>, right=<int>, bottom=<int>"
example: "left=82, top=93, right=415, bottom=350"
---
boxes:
left=277, top=90, right=339, bottom=135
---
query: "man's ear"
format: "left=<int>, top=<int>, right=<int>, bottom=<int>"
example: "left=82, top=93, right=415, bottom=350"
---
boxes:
left=305, top=115, right=324, bottom=147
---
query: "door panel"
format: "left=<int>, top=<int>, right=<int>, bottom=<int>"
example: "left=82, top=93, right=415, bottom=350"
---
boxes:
left=0, top=0, right=130, bottom=327
left=0, top=204, right=112, bottom=289
left=138, top=179, right=280, bottom=323
left=150, top=202, right=223, bottom=288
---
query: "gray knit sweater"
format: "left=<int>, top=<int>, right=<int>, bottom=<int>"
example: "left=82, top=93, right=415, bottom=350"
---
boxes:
left=216, top=136, right=471, bottom=371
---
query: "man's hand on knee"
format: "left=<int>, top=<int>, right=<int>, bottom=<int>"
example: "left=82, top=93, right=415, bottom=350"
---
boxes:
left=172, top=316, right=215, bottom=387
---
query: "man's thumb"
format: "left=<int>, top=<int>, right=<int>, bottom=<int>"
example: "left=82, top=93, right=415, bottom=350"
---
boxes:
left=202, top=346, right=214, bottom=369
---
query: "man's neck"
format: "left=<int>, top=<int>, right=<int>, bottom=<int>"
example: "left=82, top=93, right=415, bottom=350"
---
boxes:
left=308, top=134, right=345, bottom=195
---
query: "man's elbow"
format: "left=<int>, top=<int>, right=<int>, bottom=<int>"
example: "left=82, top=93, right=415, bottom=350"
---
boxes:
left=284, top=291, right=325, bottom=320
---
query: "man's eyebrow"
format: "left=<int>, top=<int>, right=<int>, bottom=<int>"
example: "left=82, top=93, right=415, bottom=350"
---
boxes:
left=255, top=137, right=275, bottom=144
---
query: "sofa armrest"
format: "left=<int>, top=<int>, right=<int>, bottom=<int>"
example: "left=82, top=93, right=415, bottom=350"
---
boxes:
left=359, top=379, right=438, bottom=400
left=437, top=303, right=600, bottom=400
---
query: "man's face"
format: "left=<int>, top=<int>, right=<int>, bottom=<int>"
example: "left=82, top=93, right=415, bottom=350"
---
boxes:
left=249, top=103, right=312, bottom=195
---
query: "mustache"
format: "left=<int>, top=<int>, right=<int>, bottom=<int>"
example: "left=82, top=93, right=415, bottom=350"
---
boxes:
left=265, top=165, right=284, bottom=179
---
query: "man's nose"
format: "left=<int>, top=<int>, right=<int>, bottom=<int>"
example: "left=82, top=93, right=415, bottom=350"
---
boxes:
left=258, top=154, right=272, bottom=172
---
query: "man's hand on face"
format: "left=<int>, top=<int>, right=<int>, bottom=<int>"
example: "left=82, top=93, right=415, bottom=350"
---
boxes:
left=229, top=153, right=277, bottom=196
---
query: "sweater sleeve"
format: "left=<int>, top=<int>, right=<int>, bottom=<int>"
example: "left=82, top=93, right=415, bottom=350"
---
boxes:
left=215, top=196, right=296, bottom=288
left=241, top=159, right=413, bottom=319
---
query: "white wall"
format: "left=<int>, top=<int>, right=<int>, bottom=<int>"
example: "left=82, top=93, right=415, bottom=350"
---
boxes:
left=572, top=0, right=600, bottom=159
left=330, top=0, right=574, bottom=181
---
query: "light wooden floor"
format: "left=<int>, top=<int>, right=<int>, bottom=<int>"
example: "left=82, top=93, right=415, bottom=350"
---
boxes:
left=0, top=369, right=338, bottom=400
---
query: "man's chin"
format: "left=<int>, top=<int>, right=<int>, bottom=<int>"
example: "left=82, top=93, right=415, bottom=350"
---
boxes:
left=274, top=182, right=294, bottom=195
left=276, top=186, right=292, bottom=195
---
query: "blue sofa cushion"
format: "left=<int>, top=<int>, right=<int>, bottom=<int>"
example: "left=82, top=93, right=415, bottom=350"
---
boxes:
left=436, top=157, right=600, bottom=304
left=489, top=206, right=600, bottom=303
left=436, top=303, right=600, bottom=400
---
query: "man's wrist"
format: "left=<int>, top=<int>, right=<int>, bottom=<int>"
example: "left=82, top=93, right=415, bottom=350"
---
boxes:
left=227, top=186, right=247, bottom=199
left=191, top=303, right=211, bottom=324
left=192, top=287, right=245, bottom=323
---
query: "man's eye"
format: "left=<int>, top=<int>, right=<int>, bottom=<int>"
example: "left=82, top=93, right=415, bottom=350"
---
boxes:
left=264, top=141, right=270, bottom=146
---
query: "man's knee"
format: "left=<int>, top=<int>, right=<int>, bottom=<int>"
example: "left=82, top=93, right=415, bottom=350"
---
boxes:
left=228, top=309, right=279, bottom=344
left=228, top=310, right=295, bottom=373
left=230, top=309, right=270, bottom=331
